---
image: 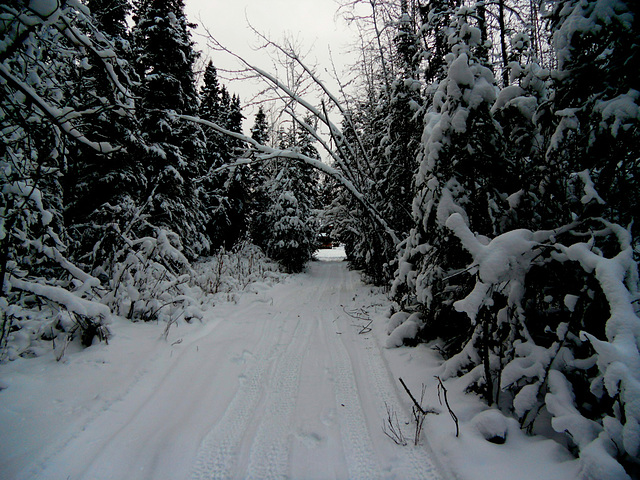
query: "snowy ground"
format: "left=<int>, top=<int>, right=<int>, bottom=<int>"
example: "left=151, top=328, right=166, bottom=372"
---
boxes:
left=0, top=247, right=579, bottom=480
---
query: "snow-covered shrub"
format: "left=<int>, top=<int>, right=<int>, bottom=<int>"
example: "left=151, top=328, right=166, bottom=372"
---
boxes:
left=327, top=192, right=393, bottom=285
left=387, top=318, right=421, bottom=348
left=192, top=241, right=282, bottom=302
left=1, top=179, right=111, bottom=361
left=0, top=0, right=138, bottom=360
left=386, top=312, right=424, bottom=348
left=390, top=1, right=639, bottom=476
left=103, top=228, right=203, bottom=325
left=387, top=311, right=412, bottom=335
left=438, top=199, right=639, bottom=478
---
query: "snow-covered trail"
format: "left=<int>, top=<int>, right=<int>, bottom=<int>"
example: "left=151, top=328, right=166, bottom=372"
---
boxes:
left=6, top=258, right=442, bottom=480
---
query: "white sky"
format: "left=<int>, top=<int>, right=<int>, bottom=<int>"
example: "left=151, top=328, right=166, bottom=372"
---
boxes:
left=184, top=1, right=361, bottom=130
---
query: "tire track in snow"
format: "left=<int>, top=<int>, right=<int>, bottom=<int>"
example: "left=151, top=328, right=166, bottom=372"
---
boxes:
left=355, top=315, right=442, bottom=479
left=189, top=282, right=318, bottom=480
left=242, top=268, right=338, bottom=478
left=22, top=314, right=239, bottom=480
left=322, top=265, right=384, bottom=480
left=333, top=266, right=442, bottom=480
left=243, top=291, right=321, bottom=478
left=188, top=321, right=282, bottom=480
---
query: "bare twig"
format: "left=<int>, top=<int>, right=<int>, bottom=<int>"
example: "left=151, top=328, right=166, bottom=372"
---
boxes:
left=412, top=406, right=426, bottom=445
left=382, top=402, right=407, bottom=446
left=399, top=378, right=428, bottom=415
left=342, top=305, right=373, bottom=334
left=358, top=319, right=373, bottom=334
left=436, top=376, right=459, bottom=437
left=342, top=305, right=369, bottom=321
left=399, top=378, right=438, bottom=445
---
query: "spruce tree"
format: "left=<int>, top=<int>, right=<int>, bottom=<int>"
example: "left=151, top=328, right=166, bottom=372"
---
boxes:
left=392, top=5, right=508, bottom=354
left=64, top=0, right=144, bottom=270
left=248, top=107, right=272, bottom=247
left=375, top=0, right=424, bottom=275
left=545, top=0, right=639, bottom=239
left=132, top=0, right=209, bottom=258
left=199, top=61, right=231, bottom=248
left=256, top=125, right=319, bottom=273
left=327, top=2, right=425, bottom=285
left=223, top=94, right=249, bottom=247
left=198, top=63, right=248, bottom=250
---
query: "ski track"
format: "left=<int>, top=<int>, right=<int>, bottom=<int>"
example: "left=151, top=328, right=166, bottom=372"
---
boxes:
left=22, top=260, right=443, bottom=480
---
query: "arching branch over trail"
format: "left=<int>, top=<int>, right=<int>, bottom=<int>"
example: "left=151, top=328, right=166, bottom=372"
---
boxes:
left=178, top=114, right=400, bottom=246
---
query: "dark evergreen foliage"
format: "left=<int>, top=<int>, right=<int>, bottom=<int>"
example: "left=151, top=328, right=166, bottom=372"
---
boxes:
left=132, top=0, right=209, bottom=258
left=248, top=107, right=273, bottom=248
left=65, top=0, right=145, bottom=271
left=254, top=125, right=319, bottom=273
left=198, top=61, right=248, bottom=249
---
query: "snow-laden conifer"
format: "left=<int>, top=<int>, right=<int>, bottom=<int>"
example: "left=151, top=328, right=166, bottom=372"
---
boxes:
left=132, top=0, right=209, bottom=258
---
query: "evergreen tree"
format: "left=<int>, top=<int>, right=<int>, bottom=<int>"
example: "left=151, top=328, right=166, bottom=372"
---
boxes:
left=199, top=61, right=231, bottom=248
left=132, top=0, right=209, bottom=258
left=256, top=125, right=319, bottom=273
left=387, top=3, right=640, bottom=477
left=1, top=0, right=135, bottom=353
left=250, top=106, right=269, bottom=145
left=64, top=0, right=145, bottom=270
left=392, top=5, right=508, bottom=356
left=545, top=0, right=640, bottom=241
left=248, top=107, right=272, bottom=247
left=328, top=2, right=426, bottom=285
left=198, top=62, right=248, bottom=249
left=88, top=0, right=130, bottom=36
left=419, top=0, right=456, bottom=85
left=375, top=0, right=424, bottom=274
left=222, top=94, right=250, bottom=247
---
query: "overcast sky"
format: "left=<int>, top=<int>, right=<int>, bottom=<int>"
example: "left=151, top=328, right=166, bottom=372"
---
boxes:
left=184, top=1, right=360, bottom=128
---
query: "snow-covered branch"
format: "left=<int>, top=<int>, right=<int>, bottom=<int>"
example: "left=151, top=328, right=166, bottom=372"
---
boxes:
left=178, top=114, right=400, bottom=245
left=0, top=63, right=120, bottom=153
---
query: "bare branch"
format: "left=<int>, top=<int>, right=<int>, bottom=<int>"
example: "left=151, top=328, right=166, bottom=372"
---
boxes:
left=178, top=114, right=400, bottom=246
left=436, top=376, right=459, bottom=437
left=382, top=402, right=408, bottom=446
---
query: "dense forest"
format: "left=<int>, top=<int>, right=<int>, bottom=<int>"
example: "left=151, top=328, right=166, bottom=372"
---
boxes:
left=1, top=0, right=639, bottom=478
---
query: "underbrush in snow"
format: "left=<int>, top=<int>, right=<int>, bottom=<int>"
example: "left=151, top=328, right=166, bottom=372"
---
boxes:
left=192, top=241, right=284, bottom=304
left=1, top=233, right=283, bottom=363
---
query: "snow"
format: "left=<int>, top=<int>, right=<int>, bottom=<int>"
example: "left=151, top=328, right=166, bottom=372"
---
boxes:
left=546, top=370, right=602, bottom=448
left=492, top=85, right=525, bottom=113
left=314, top=244, right=347, bottom=261
left=506, top=189, right=524, bottom=209
left=595, top=89, right=640, bottom=136
left=448, top=53, right=474, bottom=88
left=574, top=170, right=605, bottom=205
left=386, top=319, right=420, bottom=348
left=387, top=311, right=411, bottom=335
left=2, top=181, right=53, bottom=226
left=445, top=212, right=538, bottom=285
left=384, top=342, right=580, bottom=480
left=0, top=258, right=438, bottom=480
left=470, top=409, right=508, bottom=444
left=28, top=0, right=58, bottom=17
left=0, top=257, right=588, bottom=480
left=9, top=277, right=111, bottom=320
